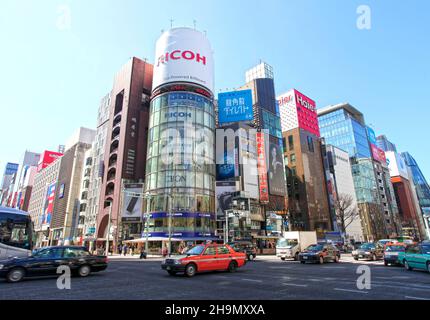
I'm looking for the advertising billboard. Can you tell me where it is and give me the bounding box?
[216,150,236,180]
[386,151,409,179]
[215,181,237,219]
[121,183,144,222]
[218,89,253,124]
[256,132,269,203]
[242,157,259,200]
[42,183,56,228]
[371,144,386,164]
[366,126,377,145]
[268,137,286,196]
[152,27,214,93]
[37,150,63,172]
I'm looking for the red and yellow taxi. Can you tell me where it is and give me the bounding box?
[161,243,247,277]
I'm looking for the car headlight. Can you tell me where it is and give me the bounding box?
[365,252,371,255]
[352,250,357,255]
[0,264,4,270]
[174,260,182,265]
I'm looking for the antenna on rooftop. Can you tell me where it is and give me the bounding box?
[193,20,197,29]
[170,18,174,28]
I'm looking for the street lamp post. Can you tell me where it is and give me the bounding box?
[167,194,173,256]
[143,192,151,256]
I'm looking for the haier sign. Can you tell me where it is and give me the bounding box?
[218,89,253,124]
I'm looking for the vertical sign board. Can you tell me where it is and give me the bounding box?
[267,137,286,196]
[42,183,56,230]
[256,132,269,203]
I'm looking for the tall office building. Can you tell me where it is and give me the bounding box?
[240,62,286,216]
[278,89,331,238]
[11,151,41,210]
[402,152,430,238]
[96,57,153,251]
[376,135,397,153]
[144,28,216,249]
[79,93,111,249]
[50,128,95,245]
[28,156,62,247]
[322,144,363,241]
[0,162,19,206]
[215,61,286,244]
[318,103,393,240]
[386,151,426,240]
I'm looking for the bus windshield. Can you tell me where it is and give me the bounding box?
[0,209,33,258]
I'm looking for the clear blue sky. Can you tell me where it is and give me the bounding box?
[1,0,429,181]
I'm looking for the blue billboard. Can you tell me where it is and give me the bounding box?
[366,126,377,145]
[218,89,253,124]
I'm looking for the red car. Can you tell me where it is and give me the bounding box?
[161,243,247,277]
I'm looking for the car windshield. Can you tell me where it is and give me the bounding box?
[385,245,405,252]
[306,244,323,252]
[422,245,430,254]
[360,243,375,250]
[276,239,298,247]
[185,245,205,256]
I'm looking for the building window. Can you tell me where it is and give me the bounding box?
[288,135,294,151]
[307,136,314,152]
[290,154,296,164]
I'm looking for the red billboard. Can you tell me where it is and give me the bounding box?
[371,144,387,164]
[294,89,320,138]
[37,150,63,172]
[256,132,269,203]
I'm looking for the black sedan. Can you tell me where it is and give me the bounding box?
[0,246,108,283]
[298,244,340,264]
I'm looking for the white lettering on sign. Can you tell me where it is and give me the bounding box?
[296,94,315,111]
[223,96,250,116]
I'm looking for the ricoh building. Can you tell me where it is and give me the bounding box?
[144,28,217,248]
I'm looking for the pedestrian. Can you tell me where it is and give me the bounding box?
[178,242,185,254]
[123,244,128,256]
[130,245,134,256]
[118,244,122,255]
[140,246,147,259]
[162,245,168,257]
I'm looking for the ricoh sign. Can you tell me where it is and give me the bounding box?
[152,27,214,93]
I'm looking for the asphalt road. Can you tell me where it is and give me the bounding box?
[1,255,430,300]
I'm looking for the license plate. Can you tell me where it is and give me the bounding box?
[359,255,363,258]
[303,256,308,260]
[166,266,171,270]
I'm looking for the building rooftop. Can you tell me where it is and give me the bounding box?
[317,102,365,125]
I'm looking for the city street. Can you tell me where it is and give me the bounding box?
[1,255,429,300]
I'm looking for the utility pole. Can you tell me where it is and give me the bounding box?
[167,193,173,256]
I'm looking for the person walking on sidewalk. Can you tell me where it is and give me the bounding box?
[139,246,147,259]
[123,244,128,256]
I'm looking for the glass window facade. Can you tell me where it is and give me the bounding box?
[145,91,216,237]
[351,159,379,203]
[319,108,377,205]
[318,109,371,159]
[261,109,282,139]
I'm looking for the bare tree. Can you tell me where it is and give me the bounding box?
[334,194,359,235]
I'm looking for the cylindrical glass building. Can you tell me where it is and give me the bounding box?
[144,28,216,243]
